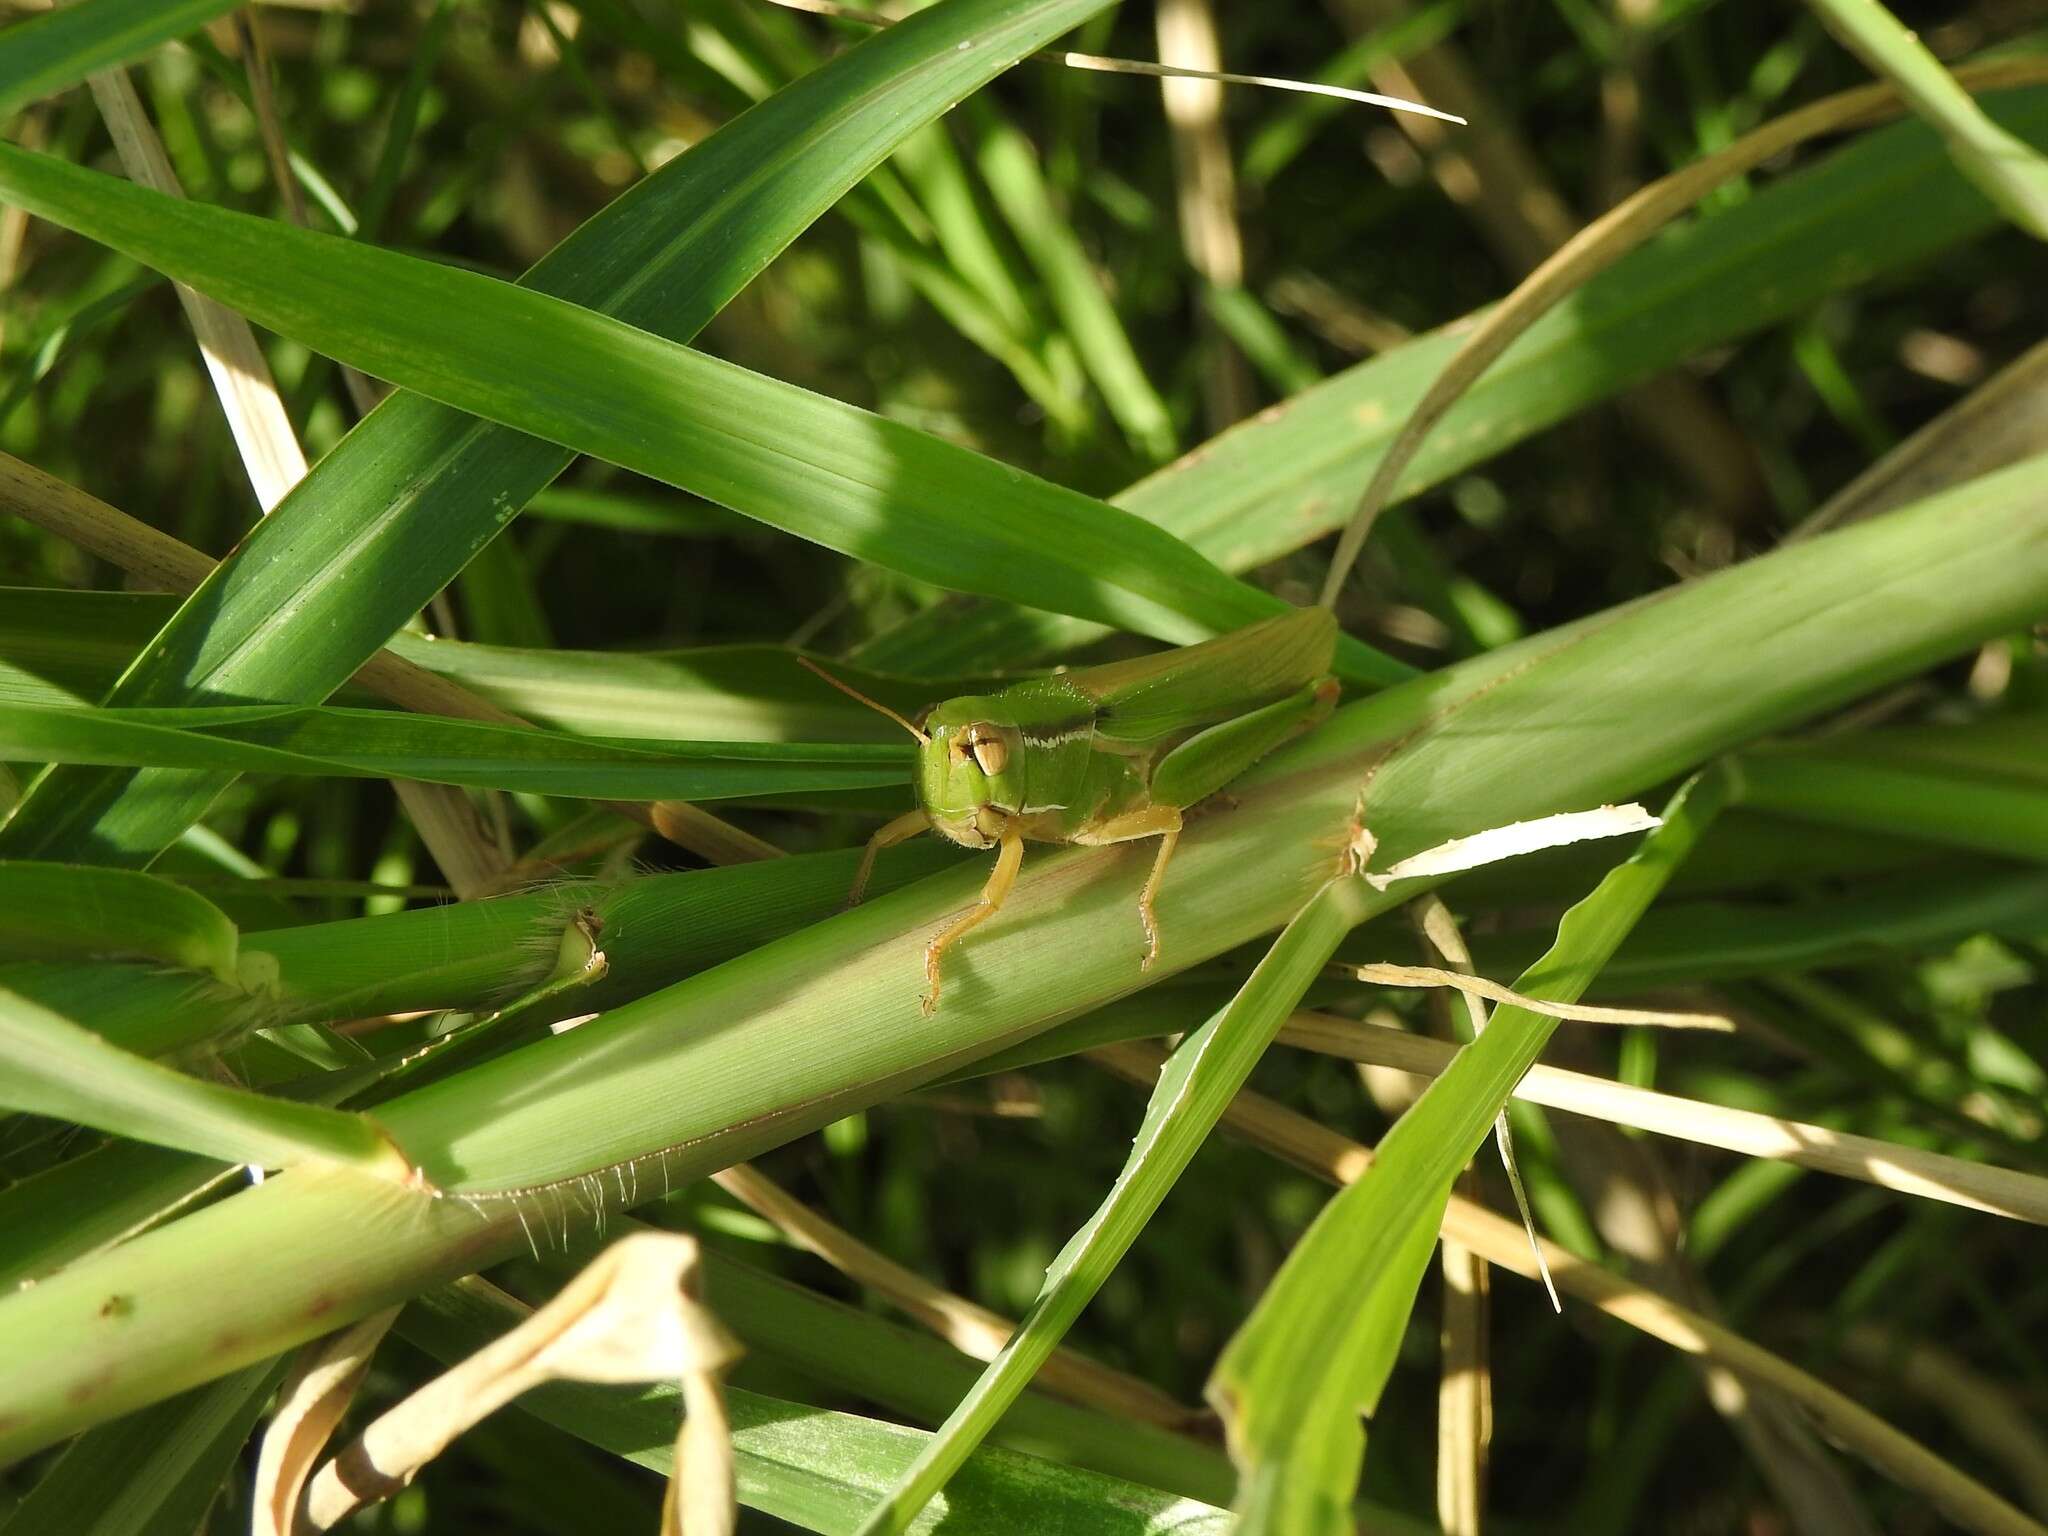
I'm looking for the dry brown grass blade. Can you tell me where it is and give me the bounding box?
[710,1162,1198,1429]
[1413,904,1495,1531]
[1412,896,1557,1310]
[1267,270,1413,356]
[252,1306,402,1536]
[0,452,778,866]
[1089,1041,2048,1536]
[1279,1010,2048,1225]
[1554,1121,1880,1533]
[1154,0,1253,431]
[301,1235,741,1534]
[1319,54,2048,607]
[1790,334,2048,541]
[1437,1176,1490,1535]
[84,67,304,511]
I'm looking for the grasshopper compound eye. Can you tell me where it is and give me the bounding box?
[967,728,1008,776]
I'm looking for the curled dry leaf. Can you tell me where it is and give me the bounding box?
[252,1307,403,1536]
[293,1233,742,1535]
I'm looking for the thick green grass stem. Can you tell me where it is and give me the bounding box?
[0,458,2043,1458]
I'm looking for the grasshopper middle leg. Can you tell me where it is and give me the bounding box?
[1072,804,1184,970]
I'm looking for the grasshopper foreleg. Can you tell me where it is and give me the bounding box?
[850,808,931,906]
[922,825,1024,1015]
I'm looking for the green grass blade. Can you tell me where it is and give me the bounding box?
[857,882,1365,1534]
[0,860,237,983]
[0,1140,234,1289]
[404,1280,1239,1536]
[571,0,1089,423]
[0,701,907,799]
[1208,769,1732,1528]
[0,585,970,740]
[1,456,2043,1457]
[1466,867,2048,993]
[968,101,1178,462]
[0,0,241,121]
[889,123,1041,350]
[0,1362,284,1536]
[1736,745,2048,861]
[4,842,960,1065]
[0,987,405,1177]
[0,146,1392,678]
[0,0,1128,867]
[854,87,2048,674]
[1807,0,2048,237]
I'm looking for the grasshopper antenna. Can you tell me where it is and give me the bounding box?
[796,654,929,745]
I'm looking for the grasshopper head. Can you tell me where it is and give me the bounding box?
[917,699,1025,849]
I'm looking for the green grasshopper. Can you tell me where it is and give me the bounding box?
[804,606,1339,1012]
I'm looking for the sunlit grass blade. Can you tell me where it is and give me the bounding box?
[1209,769,1732,1527]
[2,456,2044,1457]
[0,988,408,1178]
[0,144,1398,690]
[1806,0,2048,237]
[1240,0,1465,185]
[0,700,907,800]
[856,881,1366,1535]
[0,860,237,983]
[0,0,241,121]
[0,0,1128,868]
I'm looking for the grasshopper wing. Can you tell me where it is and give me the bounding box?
[1068,606,1337,749]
